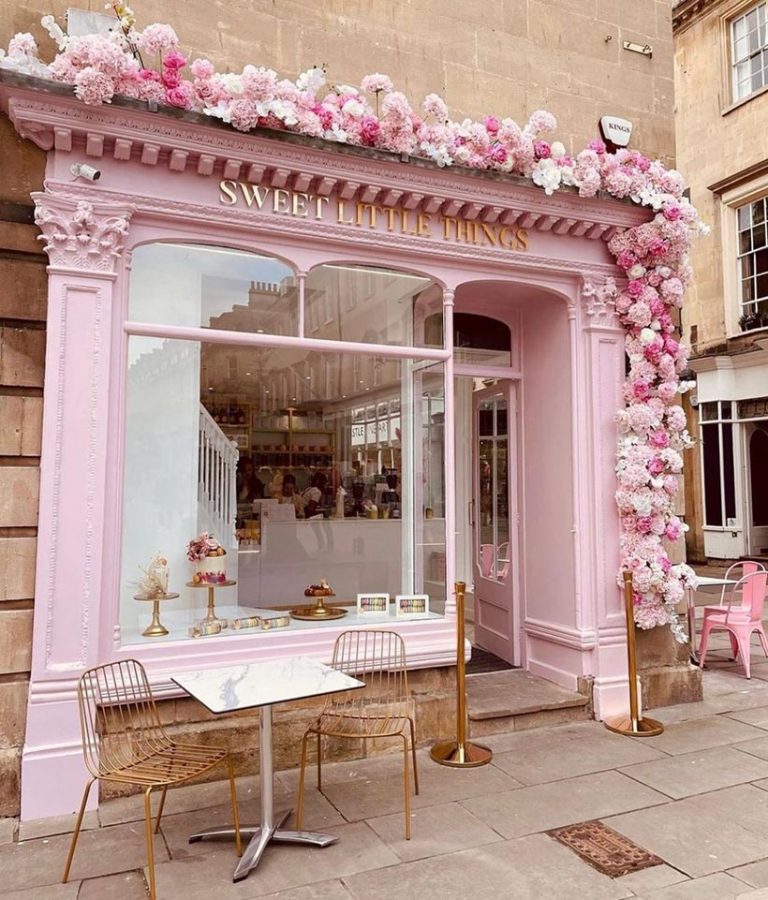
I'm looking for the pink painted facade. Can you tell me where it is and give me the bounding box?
[0,76,651,821]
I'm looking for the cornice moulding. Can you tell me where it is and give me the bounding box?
[0,71,650,243]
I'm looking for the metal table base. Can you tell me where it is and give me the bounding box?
[189,703,338,882]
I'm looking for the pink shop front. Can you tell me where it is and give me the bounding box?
[2,77,653,821]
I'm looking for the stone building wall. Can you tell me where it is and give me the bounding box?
[0,0,677,816]
[674,0,768,561]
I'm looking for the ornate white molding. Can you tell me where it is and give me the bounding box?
[32,192,133,273]
[581,276,622,330]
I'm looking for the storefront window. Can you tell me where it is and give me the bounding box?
[129,243,299,335]
[120,247,447,645]
[424,312,512,366]
[305,264,440,346]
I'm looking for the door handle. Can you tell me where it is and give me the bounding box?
[468,499,475,527]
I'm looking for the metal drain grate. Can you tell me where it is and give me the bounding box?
[549,821,663,878]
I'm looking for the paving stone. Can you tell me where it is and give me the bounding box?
[257,883,354,900]
[729,858,768,888]
[631,716,767,756]
[78,869,148,899]
[728,708,768,730]
[488,721,667,785]
[365,800,502,862]
[343,832,631,900]
[3,884,80,899]
[154,822,398,898]
[605,784,768,877]
[18,809,99,841]
[613,863,688,894]
[460,770,668,839]
[0,820,167,892]
[632,872,755,899]
[99,775,257,827]
[736,890,768,899]
[279,750,522,822]
[619,746,768,799]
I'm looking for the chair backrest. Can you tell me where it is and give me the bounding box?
[728,571,768,622]
[721,561,766,607]
[77,659,170,778]
[497,542,510,580]
[328,630,410,723]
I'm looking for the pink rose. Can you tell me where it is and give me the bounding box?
[649,431,670,449]
[632,380,651,400]
[534,140,551,159]
[647,457,665,476]
[490,144,508,164]
[165,85,192,108]
[665,520,682,541]
[637,516,653,534]
[163,50,187,70]
[663,204,681,221]
[627,279,645,297]
[484,115,500,134]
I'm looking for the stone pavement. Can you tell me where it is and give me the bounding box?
[9,636,768,898]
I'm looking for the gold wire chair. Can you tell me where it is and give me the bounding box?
[295,630,419,839]
[62,659,241,900]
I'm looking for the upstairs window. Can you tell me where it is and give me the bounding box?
[732,3,768,101]
[737,196,768,331]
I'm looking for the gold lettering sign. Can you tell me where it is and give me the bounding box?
[219,180,529,250]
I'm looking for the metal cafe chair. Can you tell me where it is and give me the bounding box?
[699,571,768,679]
[295,630,419,839]
[62,659,242,900]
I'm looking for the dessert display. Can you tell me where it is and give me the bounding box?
[187,532,228,584]
[290,578,347,621]
[133,554,179,637]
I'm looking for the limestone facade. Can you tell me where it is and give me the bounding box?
[674,0,768,562]
[0,1,677,817]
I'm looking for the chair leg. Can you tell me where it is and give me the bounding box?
[295,731,311,831]
[699,622,712,669]
[737,630,753,679]
[729,632,739,662]
[143,788,157,900]
[62,777,95,883]
[153,785,168,834]
[408,718,419,796]
[226,757,242,857]
[316,731,322,793]
[758,626,768,658]
[401,733,412,841]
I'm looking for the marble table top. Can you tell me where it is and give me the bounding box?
[171,657,364,714]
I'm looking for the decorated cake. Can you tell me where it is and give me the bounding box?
[187,532,227,584]
[304,578,334,598]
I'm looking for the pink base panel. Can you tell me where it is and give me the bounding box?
[0,80,651,820]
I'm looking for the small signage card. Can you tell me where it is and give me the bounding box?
[357,593,390,616]
[395,594,429,617]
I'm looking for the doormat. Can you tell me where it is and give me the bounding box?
[466,647,516,675]
[548,821,663,877]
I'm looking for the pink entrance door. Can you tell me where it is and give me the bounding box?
[472,382,517,663]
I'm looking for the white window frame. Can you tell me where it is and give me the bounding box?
[731,2,768,102]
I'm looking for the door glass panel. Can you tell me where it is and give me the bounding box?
[476,392,509,583]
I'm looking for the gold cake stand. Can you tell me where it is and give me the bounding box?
[186,579,237,625]
[134,591,179,638]
[290,592,347,621]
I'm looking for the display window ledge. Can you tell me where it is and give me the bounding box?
[115,613,460,700]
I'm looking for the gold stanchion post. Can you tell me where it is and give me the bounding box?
[604,571,664,737]
[431,581,493,767]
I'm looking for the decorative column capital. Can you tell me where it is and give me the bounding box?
[32,192,133,274]
[442,288,455,306]
[581,275,621,330]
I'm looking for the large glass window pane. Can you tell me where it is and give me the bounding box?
[722,424,737,522]
[304,264,439,346]
[424,312,512,366]
[702,422,723,526]
[129,244,298,335]
[119,337,446,644]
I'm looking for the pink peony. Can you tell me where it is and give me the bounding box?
[190,58,215,80]
[163,50,187,70]
[484,115,500,134]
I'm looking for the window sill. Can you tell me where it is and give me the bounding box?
[722,83,768,116]
[728,324,768,339]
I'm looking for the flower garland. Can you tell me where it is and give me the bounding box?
[1,9,706,639]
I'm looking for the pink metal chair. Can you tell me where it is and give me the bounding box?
[699,571,768,679]
[702,562,766,660]
[496,542,510,580]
